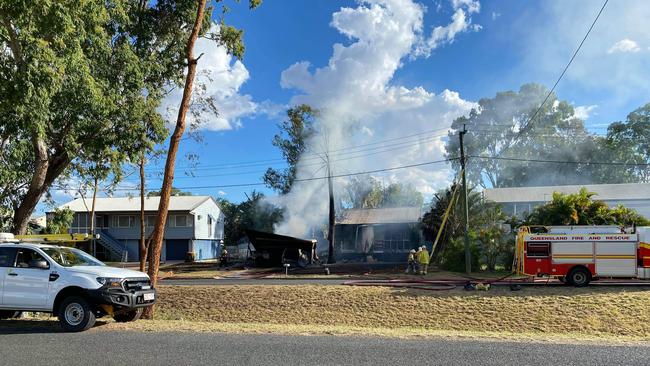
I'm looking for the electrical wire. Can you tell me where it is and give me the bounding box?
[64,157,460,191]
[496,0,609,158]
[146,127,453,171]
[471,155,649,167]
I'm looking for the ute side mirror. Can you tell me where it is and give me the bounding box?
[29,260,49,270]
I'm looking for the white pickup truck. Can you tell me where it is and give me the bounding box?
[0,234,156,332]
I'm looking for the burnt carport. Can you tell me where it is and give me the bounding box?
[245,229,317,267]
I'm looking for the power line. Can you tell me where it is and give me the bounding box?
[496,0,609,158]
[145,131,451,176]
[146,127,453,171]
[472,129,608,138]
[471,155,649,167]
[79,157,460,191]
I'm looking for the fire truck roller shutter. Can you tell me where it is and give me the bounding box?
[595,241,637,277]
[551,242,594,264]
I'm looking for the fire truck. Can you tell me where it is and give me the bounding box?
[514,225,650,286]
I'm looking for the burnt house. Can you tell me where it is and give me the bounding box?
[335,207,424,261]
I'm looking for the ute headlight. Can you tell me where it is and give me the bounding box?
[96,277,123,288]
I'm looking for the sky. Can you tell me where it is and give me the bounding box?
[47,0,650,212]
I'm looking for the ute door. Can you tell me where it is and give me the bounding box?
[0,247,18,306]
[2,248,51,309]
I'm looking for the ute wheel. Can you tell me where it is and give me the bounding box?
[113,308,143,323]
[58,296,96,332]
[567,267,591,287]
[0,310,21,319]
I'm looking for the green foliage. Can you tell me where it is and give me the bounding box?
[438,236,480,272]
[422,185,514,272]
[0,206,12,232]
[474,205,513,271]
[343,175,424,209]
[605,102,650,182]
[46,207,74,234]
[446,83,642,188]
[421,185,483,255]
[263,105,317,194]
[147,187,193,197]
[524,188,650,226]
[218,191,283,244]
[0,0,259,232]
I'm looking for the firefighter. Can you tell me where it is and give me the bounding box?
[405,249,417,274]
[219,244,229,268]
[418,245,430,275]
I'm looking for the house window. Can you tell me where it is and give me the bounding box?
[146,216,157,227]
[175,215,188,227]
[116,215,134,228]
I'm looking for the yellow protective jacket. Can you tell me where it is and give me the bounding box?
[418,250,430,264]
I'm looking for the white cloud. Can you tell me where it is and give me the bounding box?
[275,0,477,236]
[452,0,480,14]
[519,1,650,105]
[574,104,598,120]
[607,38,641,54]
[415,0,482,56]
[159,24,257,131]
[492,11,501,20]
[218,190,227,196]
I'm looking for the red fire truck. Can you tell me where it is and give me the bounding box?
[514,226,650,286]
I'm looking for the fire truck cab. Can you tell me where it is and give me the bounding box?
[514,226,650,286]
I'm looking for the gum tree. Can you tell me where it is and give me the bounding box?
[144,0,261,318]
[0,1,201,234]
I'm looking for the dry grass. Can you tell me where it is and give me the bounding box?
[7,284,650,343]
[136,285,650,341]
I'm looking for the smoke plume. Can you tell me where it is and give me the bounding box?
[272,0,479,237]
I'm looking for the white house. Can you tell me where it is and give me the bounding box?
[483,183,650,218]
[52,196,225,262]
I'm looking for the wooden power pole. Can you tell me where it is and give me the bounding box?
[459,124,471,273]
[327,159,336,264]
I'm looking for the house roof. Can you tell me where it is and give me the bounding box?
[57,196,213,213]
[337,207,422,225]
[483,183,650,203]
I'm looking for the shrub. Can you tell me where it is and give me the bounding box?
[438,236,480,272]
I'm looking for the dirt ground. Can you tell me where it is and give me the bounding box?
[136,285,650,341]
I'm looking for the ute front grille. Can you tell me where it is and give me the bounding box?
[123,277,151,292]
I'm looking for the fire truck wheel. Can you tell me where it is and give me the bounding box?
[567,267,591,287]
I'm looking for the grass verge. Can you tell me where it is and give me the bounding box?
[7,284,650,344]
[127,285,650,342]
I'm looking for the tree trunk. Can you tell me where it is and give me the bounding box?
[12,138,69,234]
[143,0,207,319]
[139,155,148,272]
[327,161,336,264]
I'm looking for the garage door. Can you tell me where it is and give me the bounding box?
[166,239,189,261]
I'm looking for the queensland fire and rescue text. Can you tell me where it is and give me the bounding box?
[514,226,650,287]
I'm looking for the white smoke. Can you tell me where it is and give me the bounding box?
[273,0,478,237]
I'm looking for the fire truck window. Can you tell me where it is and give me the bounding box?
[526,242,550,257]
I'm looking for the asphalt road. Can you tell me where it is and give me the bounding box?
[0,328,647,366]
